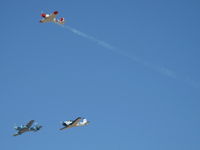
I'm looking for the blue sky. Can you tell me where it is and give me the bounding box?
[1,0,200,149]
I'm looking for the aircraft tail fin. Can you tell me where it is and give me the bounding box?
[58,18,65,24]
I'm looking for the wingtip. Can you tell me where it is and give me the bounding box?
[53,11,59,15]
[13,134,18,136]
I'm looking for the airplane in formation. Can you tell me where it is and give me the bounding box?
[12,117,89,136]
[13,120,42,136]
[60,117,90,130]
[39,11,65,24]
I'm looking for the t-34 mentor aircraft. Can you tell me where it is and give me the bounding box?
[13,120,42,136]
[60,117,90,130]
[39,11,65,24]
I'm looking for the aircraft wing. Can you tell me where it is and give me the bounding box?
[71,117,82,126]
[60,126,67,130]
[60,125,74,130]
[13,133,20,136]
[49,12,57,19]
[26,120,35,128]
[40,18,49,23]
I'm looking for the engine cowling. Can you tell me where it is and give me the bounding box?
[41,13,46,18]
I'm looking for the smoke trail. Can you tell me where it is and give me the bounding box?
[59,25,115,50]
[57,24,198,88]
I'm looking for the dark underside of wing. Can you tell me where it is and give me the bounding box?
[26,120,35,128]
[60,126,68,130]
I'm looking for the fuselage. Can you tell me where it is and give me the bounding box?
[18,127,30,134]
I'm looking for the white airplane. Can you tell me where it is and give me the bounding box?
[13,120,42,136]
[39,11,65,24]
[60,117,90,130]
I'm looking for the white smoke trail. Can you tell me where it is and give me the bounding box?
[57,24,198,88]
[59,25,115,50]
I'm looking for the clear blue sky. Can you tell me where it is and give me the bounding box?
[1,0,200,149]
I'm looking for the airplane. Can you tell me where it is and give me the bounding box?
[60,117,90,130]
[39,11,65,24]
[13,120,42,136]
